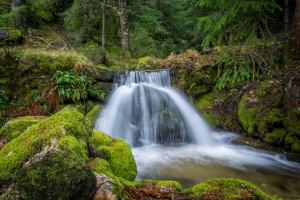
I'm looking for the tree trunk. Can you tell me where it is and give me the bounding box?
[118,0,131,53]
[11,0,26,28]
[82,0,90,41]
[102,3,106,51]
[291,0,300,57]
[283,0,290,68]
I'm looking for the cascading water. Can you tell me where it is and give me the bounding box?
[95,70,213,147]
[95,70,300,199]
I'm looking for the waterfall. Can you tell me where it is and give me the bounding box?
[95,69,300,175]
[95,70,213,147]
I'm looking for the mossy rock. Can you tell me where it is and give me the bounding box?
[0,107,92,181]
[3,29,24,45]
[267,108,285,125]
[108,138,137,181]
[93,66,115,82]
[88,130,137,181]
[134,179,182,192]
[263,128,287,145]
[237,93,259,137]
[184,178,277,199]
[90,157,132,199]
[89,130,112,147]
[86,100,98,114]
[7,152,96,200]
[85,104,103,122]
[90,158,113,175]
[88,89,109,102]
[57,136,89,162]
[0,116,46,142]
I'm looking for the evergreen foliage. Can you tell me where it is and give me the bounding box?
[197,0,281,89]
[198,0,281,47]
[130,0,199,57]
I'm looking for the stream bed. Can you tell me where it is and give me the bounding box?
[133,141,300,200]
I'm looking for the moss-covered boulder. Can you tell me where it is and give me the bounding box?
[237,93,259,137]
[184,178,278,199]
[88,130,137,181]
[0,107,92,181]
[93,66,115,82]
[0,116,46,142]
[6,152,96,200]
[3,29,24,45]
[85,104,103,122]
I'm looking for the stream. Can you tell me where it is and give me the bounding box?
[95,70,300,199]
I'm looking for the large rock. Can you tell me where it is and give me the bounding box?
[184,178,275,199]
[88,130,137,181]
[0,107,92,182]
[0,116,46,142]
[6,152,96,200]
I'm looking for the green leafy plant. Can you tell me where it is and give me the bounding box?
[0,90,14,106]
[51,71,77,101]
[99,92,106,101]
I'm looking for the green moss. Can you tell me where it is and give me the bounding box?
[0,107,91,181]
[237,93,259,136]
[291,142,300,152]
[197,90,216,110]
[154,181,182,192]
[57,136,89,163]
[184,178,277,199]
[91,158,113,174]
[88,130,137,181]
[255,80,273,98]
[5,29,23,44]
[86,100,98,113]
[197,89,218,125]
[36,9,53,22]
[40,54,75,74]
[96,145,111,160]
[284,135,299,151]
[267,108,284,124]
[89,130,112,146]
[65,102,85,115]
[0,116,46,141]
[10,152,96,200]
[90,158,131,199]
[263,129,287,145]
[133,179,182,192]
[85,104,103,122]
[108,138,137,181]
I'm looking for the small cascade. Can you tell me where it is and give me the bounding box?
[95,70,213,147]
[95,69,300,199]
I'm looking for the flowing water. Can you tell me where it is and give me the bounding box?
[95,70,300,199]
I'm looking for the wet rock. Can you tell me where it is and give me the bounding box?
[93,174,116,200]
[234,137,276,152]
[93,66,115,82]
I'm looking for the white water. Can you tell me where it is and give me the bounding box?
[95,70,300,199]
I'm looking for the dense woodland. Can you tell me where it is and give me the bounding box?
[0,0,299,129]
[1,1,300,199]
